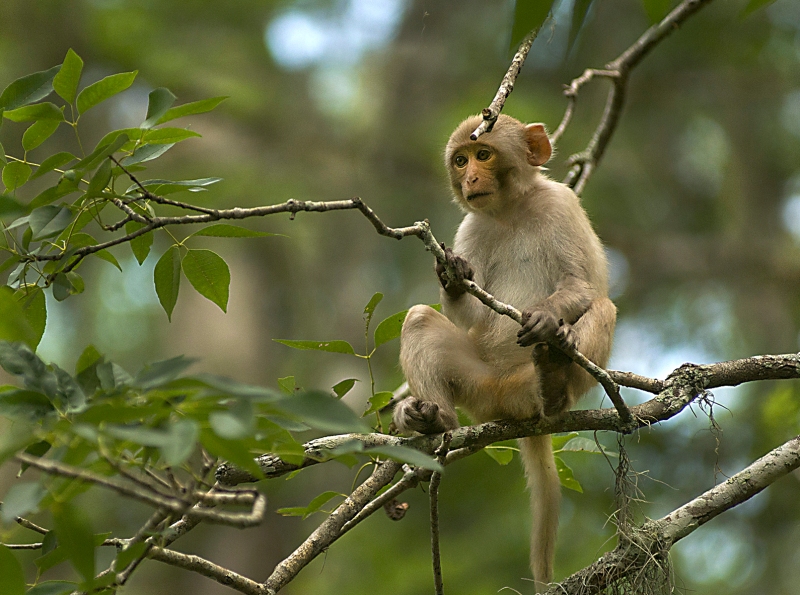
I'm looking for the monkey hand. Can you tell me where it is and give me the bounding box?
[394,397,453,434]
[435,245,474,298]
[517,309,560,347]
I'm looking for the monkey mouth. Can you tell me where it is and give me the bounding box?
[466,192,491,201]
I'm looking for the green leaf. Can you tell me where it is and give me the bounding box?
[332,378,358,399]
[154,246,182,320]
[277,491,344,519]
[133,355,196,389]
[65,233,121,271]
[22,119,61,152]
[0,482,45,523]
[30,206,72,240]
[155,96,228,124]
[510,0,554,51]
[276,390,368,433]
[31,152,76,180]
[363,292,383,330]
[0,389,53,420]
[28,178,79,209]
[3,102,64,122]
[554,455,582,492]
[19,440,51,474]
[14,287,46,350]
[125,221,153,265]
[484,445,516,465]
[568,0,594,51]
[273,339,355,355]
[52,503,95,581]
[741,0,777,16]
[0,194,25,218]
[210,400,255,440]
[191,223,277,238]
[0,544,25,595]
[0,65,60,111]
[161,419,199,466]
[558,437,617,457]
[25,580,77,595]
[373,309,408,348]
[182,249,230,312]
[0,289,38,347]
[550,432,580,451]
[85,157,112,197]
[75,345,102,375]
[3,162,31,192]
[74,131,129,172]
[126,177,222,196]
[120,142,175,166]
[76,71,137,114]
[141,87,176,129]
[277,376,296,395]
[142,127,200,144]
[363,391,392,415]
[53,49,84,104]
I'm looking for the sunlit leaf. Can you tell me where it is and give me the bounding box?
[76,71,137,114]
[0,65,60,111]
[484,445,516,465]
[53,49,84,104]
[127,177,222,196]
[0,289,38,347]
[182,249,230,312]
[277,376,296,395]
[14,287,46,349]
[154,246,182,320]
[273,339,355,355]
[363,292,383,330]
[155,96,228,124]
[551,432,580,450]
[141,87,176,129]
[74,131,129,172]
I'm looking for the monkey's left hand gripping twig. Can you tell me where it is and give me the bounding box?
[414,220,634,427]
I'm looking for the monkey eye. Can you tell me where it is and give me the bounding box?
[454,155,468,167]
[476,149,491,161]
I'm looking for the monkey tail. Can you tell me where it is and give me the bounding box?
[519,434,560,593]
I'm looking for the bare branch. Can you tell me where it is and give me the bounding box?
[430,433,451,595]
[561,0,714,192]
[548,434,800,594]
[471,28,540,141]
[262,460,401,594]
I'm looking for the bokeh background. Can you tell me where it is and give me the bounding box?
[2,0,800,593]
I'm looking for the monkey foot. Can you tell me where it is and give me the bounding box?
[394,397,452,434]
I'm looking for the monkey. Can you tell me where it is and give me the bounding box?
[394,114,616,592]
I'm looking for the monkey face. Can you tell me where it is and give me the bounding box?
[448,144,502,210]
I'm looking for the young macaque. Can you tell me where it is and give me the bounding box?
[395,114,616,591]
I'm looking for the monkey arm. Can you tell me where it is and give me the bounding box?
[535,274,594,325]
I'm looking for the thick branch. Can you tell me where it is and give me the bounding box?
[262,460,401,594]
[549,434,800,594]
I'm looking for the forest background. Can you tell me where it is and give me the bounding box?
[1,0,800,594]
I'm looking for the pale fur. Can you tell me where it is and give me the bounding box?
[397,114,616,591]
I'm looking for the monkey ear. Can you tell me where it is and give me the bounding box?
[524,123,552,166]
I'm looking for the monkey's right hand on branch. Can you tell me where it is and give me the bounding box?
[435,244,474,298]
[394,397,453,434]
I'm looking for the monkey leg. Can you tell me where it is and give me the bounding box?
[397,304,493,434]
[532,343,572,418]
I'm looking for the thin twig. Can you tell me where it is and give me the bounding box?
[471,28,541,140]
[429,433,452,595]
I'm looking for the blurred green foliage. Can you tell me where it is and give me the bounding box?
[0,0,799,594]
